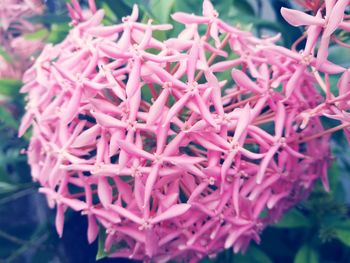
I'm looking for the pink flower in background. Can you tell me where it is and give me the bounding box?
[293,0,323,13]
[0,0,43,30]
[19,0,350,262]
[0,0,44,79]
[281,0,350,66]
[0,55,21,79]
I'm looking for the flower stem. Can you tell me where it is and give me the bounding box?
[296,122,350,143]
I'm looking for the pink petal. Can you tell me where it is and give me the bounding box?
[92,111,126,128]
[256,145,279,184]
[224,224,252,249]
[144,164,160,208]
[203,0,215,17]
[275,101,286,138]
[61,198,88,211]
[323,0,349,37]
[239,147,265,160]
[109,204,143,225]
[233,104,251,142]
[338,69,350,95]
[164,155,205,165]
[316,59,345,74]
[98,177,113,207]
[115,227,145,243]
[211,59,242,72]
[88,25,124,36]
[139,20,153,49]
[232,69,263,94]
[87,215,99,243]
[171,12,210,24]
[163,92,191,125]
[187,38,200,83]
[61,86,82,124]
[117,140,154,160]
[130,4,139,21]
[194,91,217,127]
[151,204,191,224]
[285,65,304,99]
[55,205,65,237]
[147,89,169,125]
[126,58,141,98]
[71,125,100,148]
[221,151,236,189]
[103,68,126,100]
[280,7,324,27]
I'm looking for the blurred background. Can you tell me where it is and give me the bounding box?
[0,0,350,262]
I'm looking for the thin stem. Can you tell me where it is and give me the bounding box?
[296,122,350,143]
[5,232,48,263]
[195,34,231,82]
[292,33,307,52]
[224,95,260,112]
[148,83,158,99]
[0,187,35,206]
[332,35,350,48]
[312,67,331,97]
[222,90,244,101]
[0,229,28,245]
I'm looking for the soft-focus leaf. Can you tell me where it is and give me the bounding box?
[328,161,340,193]
[102,0,134,20]
[28,14,70,24]
[273,209,311,228]
[294,244,319,263]
[0,46,12,62]
[0,106,19,129]
[234,245,273,263]
[150,0,175,23]
[0,182,18,194]
[334,220,350,247]
[232,0,255,15]
[0,79,22,96]
[101,2,118,23]
[23,28,49,40]
[47,23,70,44]
[175,0,202,14]
[96,228,107,260]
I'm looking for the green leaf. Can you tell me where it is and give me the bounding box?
[103,0,133,20]
[28,14,70,24]
[101,2,118,23]
[150,0,175,23]
[175,0,202,14]
[47,23,70,44]
[294,244,319,263]
[95,227,130,260]
[232,0,255,15]
[96,228,107,260]
[234,245,273,263]
[334,220,350,247]
[0,79,22,96]
[0,182,18,194]
[0,46,12,62]
[273,209,311,228]
[328,161,339,193]
[23,28,49,40]
[0,106,19,129]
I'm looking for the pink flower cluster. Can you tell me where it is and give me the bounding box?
[19,0,349,262]
[0,0,44,79]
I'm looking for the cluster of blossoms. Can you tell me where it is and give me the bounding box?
[19,0,349,262]
[0,0,44,79]
[293,0,324,13]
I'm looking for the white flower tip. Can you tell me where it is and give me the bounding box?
[267,201,274,209]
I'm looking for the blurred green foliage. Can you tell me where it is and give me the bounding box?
[0,0,349,262]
